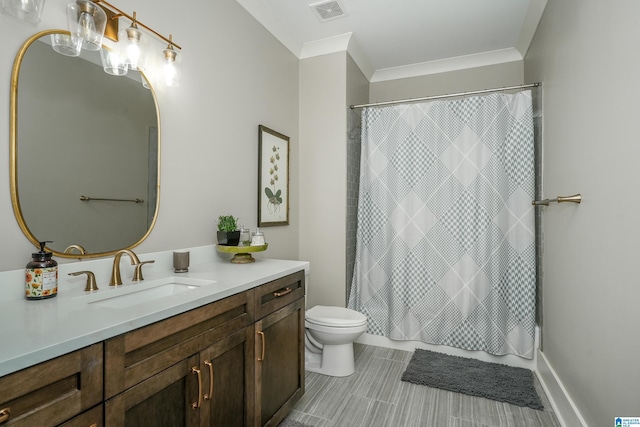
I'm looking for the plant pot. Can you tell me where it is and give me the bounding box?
[217,230,240,246]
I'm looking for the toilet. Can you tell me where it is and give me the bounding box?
[304,305,367,377]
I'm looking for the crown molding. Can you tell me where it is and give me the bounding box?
[370,48,523,83]
[299,32,351,59]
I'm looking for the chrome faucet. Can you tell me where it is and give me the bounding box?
[109,249,141,286]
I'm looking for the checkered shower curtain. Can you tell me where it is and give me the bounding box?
[348,91,536,358]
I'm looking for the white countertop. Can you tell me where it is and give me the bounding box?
[0,245,309,377]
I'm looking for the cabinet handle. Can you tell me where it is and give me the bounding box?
[0,408,10,423]
[257,331,266,361]
[204,360,213,401]
[191,367,203,409]
[273,287,292,297]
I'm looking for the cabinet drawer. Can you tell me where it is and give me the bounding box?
[105,289,253,399]
[254,270,305,320]
[0,344,103,427]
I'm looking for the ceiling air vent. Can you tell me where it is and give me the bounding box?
[310,0,347,22]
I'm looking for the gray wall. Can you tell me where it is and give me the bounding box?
[525,1,640,425]
[299,52,348,308]
[299,51,368,309]
[0,0,300,270]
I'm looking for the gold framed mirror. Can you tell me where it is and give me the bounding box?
[10,30,161,258]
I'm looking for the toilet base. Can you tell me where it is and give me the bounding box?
[304,343,356,377]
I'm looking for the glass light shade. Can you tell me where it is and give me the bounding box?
[66,0,106,51]
[100,47,128,76]
[50,33,82,57]
[162,47,182,87]
[118,25,149,71]
[1,0,46,24]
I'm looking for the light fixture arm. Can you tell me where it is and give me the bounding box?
[94,0,182,50]
[130,11,138,29]
[165,34,177,53]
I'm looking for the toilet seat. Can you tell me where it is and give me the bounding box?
[306,305,367,328]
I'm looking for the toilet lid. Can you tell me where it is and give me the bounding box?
[306,305,367,327]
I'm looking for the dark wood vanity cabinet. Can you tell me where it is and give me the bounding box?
[103,269,305,427]
[0,270,305,427]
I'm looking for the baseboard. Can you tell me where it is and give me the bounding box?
[535,350,589,427]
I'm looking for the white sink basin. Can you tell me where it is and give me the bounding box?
[85,277,217,309]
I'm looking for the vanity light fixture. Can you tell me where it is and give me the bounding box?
[99,46,128,76]
[162,35,182,87]
[61,0,183,86]
[1,0,46,24]
[50,32,82,57]
[118,11,148,71]
[66,0,106,51]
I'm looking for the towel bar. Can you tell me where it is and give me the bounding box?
[532,194,581,206]
[80,195,144,203]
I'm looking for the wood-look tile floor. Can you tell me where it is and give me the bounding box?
[285,343,561,427]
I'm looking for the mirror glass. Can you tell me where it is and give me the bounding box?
[10,30,160,258]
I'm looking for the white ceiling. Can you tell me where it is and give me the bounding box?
[236,0,547,82]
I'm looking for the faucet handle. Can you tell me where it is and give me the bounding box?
[68,271,99,292]
[132,260,155,282]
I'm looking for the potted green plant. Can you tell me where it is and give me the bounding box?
[217,215,240,246]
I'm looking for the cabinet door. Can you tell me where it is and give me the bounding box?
[199,327,254,427]
[254,298,304,427]
[105,354,200,427]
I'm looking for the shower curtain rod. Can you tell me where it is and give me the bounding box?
[349,82,541,110]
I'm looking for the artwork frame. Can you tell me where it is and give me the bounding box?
[258,125,290,226]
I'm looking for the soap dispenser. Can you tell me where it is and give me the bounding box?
[26,241,58,300]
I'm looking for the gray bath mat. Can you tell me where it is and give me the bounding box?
[401,349,543,410]
[278,420,313,427]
